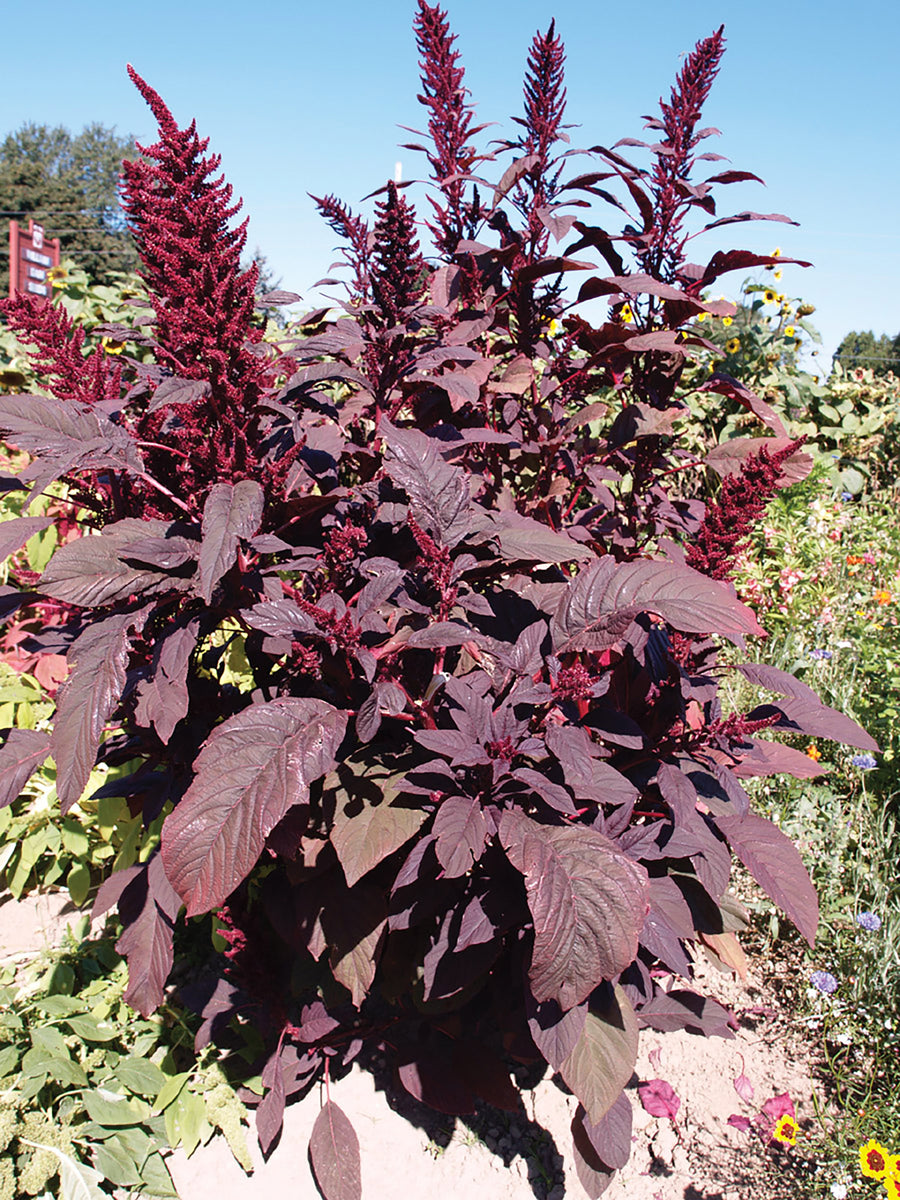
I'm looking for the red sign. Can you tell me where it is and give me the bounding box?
[8,218,61,299]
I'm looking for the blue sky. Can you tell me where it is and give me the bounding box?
[3,0,897,368]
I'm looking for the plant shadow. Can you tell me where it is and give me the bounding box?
[355,1047,566,1200]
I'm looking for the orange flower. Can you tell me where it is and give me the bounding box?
[773,1114,799,1145]
[847,555,866,566]
[875,590,892,605]
[806,744,822,762]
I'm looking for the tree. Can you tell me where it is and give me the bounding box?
[0,122,138,295]
[833,328,900,376]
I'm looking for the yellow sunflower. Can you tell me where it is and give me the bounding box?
[725,336,740,354]
[860,1140,891,1181]
[764,290,776,303]
[785,326,796,338]
[722,315,733,327]
[101,337,125,355]
[620,303,634,323]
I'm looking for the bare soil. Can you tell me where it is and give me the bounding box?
[0,892,822,1200]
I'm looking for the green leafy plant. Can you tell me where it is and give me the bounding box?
[0,920,254,1200]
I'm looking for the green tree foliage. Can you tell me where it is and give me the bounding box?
[0,122,138,295]
[832,328,900,376]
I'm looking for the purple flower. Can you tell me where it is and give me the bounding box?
[809,648,833,660]
[851,754,877,769]
[856,911,882,932]
[810,970,839,994]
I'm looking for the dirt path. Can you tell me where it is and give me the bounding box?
[1,893,819,1200]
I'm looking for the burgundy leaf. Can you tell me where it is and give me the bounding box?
[733,739,826,779]
[381,419,470,545]
[487,511,591,564]
[734,1073,754,1102]
[0,728,51,810]
[636,989,734,1037]
[406,621,482,649]
[505,620,548,675]
[91,863,141,921]
[52,610,147,813]
[501,812,648,1009]
[637,1078,680,1120]
[571,1128,616,1200]
[115,854,181,1016]
[579,272,699,304]
[526,996,587,1070]
[558,987,638,1126]
[146,375,211,413]
[433,795,489,877]
[698,249,811,289]
[716,810,818,945]
[121,534,197,570]
[551,557,763,653]
[575,1092,633,1170]
[511,766,578,816]
[515,255,594,285]
[727,1114,752,1132]
[39,518,192,608]
[198,480,264,602]
[257,1049,286,1156]
[397,1055,475,1116]
[703,170,765,185]
[244,598,317,637]
[324,882,386,1007]
[748,696,877,752]
[257,289,302,307]
[162,698,348,915]
[701,210,798,233]
[695,373,786,436]
[134,619,199,744]
[330,768,426,886]
[761,1092,795,1121]
[0,392,144,477]
[491,153,540,208]
[734,662,823,706]
[0,515,53,563]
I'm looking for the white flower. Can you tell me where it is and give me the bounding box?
[830,1183,847,1199]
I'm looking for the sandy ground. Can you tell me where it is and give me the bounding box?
[1,891,817,1200]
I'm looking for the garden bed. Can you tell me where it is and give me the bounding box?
[0,891,820,1200]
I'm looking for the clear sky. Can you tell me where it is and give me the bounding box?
[3,0,898,369]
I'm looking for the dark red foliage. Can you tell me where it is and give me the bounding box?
[1,294,121,409]
[371,181,426,327]
[686,438,805,580]
[412,0,482,254]
[0,15,874,1195]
